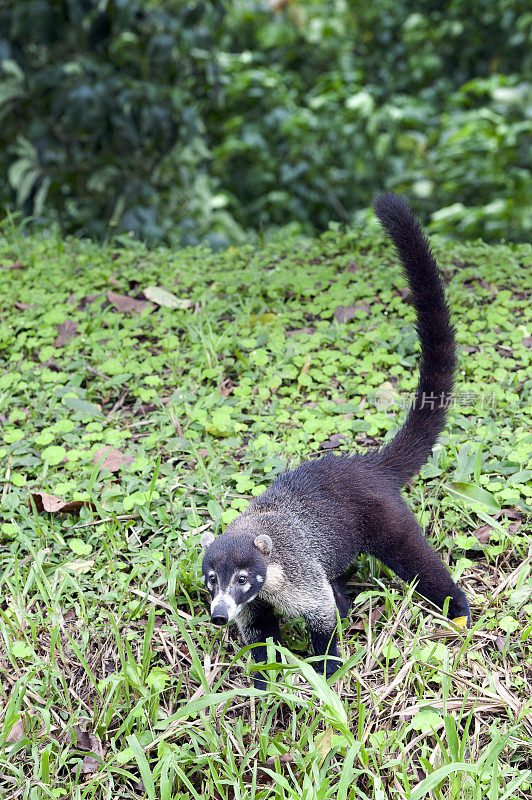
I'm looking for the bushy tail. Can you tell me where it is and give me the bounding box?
[371,193,456,486]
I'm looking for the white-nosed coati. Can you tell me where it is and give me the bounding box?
[201,193,471,689]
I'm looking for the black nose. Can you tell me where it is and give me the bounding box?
[211,613,228,626]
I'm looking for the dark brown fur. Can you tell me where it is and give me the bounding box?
[201,194,471,689]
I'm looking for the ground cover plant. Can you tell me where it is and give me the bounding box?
[1,0,530,245]
[0,218,531,797]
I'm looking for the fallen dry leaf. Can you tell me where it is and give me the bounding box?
[143,285,193,309]
[451,616,468,629]
[299,354,311,376]
[320,432,347,451]
[72,726,105,775]
[521,337,532,348]
[347,261,361,273]
[286,327,314,337]
[92,446,135,472]
[54,319,79,347]
[507,520,522,535]
[260,752,294,770]
[473,523,492,544]
[396,286,412,302]
[333,302,370,323]
[219,379,234,398]
[78,293,100,309]
[6,708,46,742]
[495,635,506,653]
[29,492,94,514]
[352,606,385,631]
[107,290,152,314]
[64,560,95,574]
[6,718,25,743]
[502,508,522,520]
[13,301,35,310]
[315,726,333,759]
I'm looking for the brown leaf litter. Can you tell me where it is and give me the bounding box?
[29,491,95,514]
[54,319,79,347]
[333,302,370,323]
[92,446,135,472]
[106,290,153,314]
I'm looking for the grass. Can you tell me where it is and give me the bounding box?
[0,214,531,799]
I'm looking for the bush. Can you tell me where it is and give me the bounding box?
[0,0,530,246]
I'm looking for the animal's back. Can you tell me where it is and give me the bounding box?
[244,453,400,578]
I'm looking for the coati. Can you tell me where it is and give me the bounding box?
[201,193,471,689]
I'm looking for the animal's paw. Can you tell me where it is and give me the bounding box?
[253,670,274,692]
[451,616,469,629]
[322,656,343,682]
[449,590,471,628]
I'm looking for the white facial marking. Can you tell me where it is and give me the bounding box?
[210,592,242,623]
[256,575,264,583]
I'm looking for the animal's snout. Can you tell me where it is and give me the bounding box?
[210,593,240,625]
[210,598,230,625]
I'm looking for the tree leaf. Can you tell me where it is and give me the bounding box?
[68,538,92,555]
[444,482,501,511]
[12,641,33,659]
[62,396,104,419]
[41,445,67,466]
[409,706,443,732]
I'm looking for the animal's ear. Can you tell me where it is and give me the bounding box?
[254,534,272,557]
[201,532,215,551]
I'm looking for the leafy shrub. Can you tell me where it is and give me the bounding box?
[0,0,530,246]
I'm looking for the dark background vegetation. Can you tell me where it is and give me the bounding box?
[0,0,530,247]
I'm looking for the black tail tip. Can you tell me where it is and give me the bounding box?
[373,192,415,229]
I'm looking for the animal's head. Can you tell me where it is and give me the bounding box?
[200,531,272,625]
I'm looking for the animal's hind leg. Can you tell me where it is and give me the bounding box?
[331,576,350,618]
[365,511,471,623]
[235,599,281,690]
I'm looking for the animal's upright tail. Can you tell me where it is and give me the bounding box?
[371,193,456,487]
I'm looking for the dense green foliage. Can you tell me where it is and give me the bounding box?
[0,0,530,247]
[0,223,531,795]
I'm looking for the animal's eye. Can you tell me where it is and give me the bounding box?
[208,575,216,585]
[237,575,247,585]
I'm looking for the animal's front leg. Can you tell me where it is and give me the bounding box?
[235,598,281,690]
[330,575,350,618]
[303,585,342,680]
